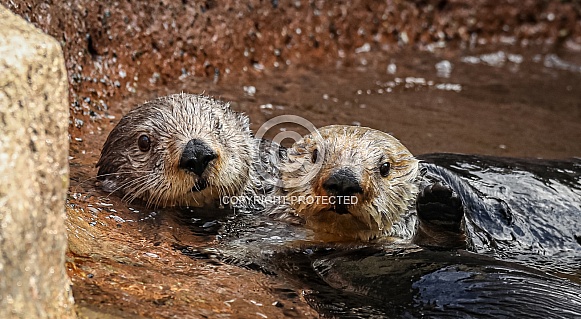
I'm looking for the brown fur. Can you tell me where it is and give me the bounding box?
[96,93,257,207]
[271,125,420,241]
[413,222,466,249]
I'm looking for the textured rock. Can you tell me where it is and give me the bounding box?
[3,0,581,135]
[0,6,76,319]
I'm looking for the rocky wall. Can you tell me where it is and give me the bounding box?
[2,0,581,132]
[0,6,76,319]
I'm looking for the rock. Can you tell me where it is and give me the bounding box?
[0,6,76,319]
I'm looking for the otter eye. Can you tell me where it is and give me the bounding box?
[137,135,151,152]
[380,162,391,177]
[311,148,319,163]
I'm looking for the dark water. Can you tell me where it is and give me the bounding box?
[270,246,581,318]
[68,46,581,318]
[420,154,581,280]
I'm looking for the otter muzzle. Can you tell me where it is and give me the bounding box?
[179,139,217,177]
[323,168,363,197]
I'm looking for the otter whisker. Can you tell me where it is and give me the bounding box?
[95,170,156,180]
[221,182,232,198]
[127,178,159,205]
[127,177,154,207]
[214,183,224,199]
[149,190,163,208]
[147,183,164,208]
[106,173,153,199]
[69,170,154,193]
[147,185,165,208]
[185,187,201,207]
[119,175,157,204]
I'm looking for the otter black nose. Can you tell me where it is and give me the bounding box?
[179,139,217,176]
[323,168,363,196]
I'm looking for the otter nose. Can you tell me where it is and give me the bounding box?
[179,139,217,176]
[323,168,363,196]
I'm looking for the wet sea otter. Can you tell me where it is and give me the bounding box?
[270,125,581,270]
[237,124,581,317]
[175,120,581,317]
[96,93,266,208]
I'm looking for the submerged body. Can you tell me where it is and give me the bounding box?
[419,153,581,273]
[267,244,581,318]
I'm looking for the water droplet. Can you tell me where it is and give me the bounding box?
[355,43,371,54]
[435,60,452,78]
[243,86,256,96]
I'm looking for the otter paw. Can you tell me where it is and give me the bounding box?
[416,182,464,232]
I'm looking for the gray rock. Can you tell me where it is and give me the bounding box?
[0,6,76,319]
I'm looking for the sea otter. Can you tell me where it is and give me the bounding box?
[96,93,265,208]
[270,125,581,270]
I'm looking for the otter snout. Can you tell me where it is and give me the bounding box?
[179,139,217,176]
[323,168,363,197]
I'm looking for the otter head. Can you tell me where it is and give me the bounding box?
[96,93,254,207]
[277,125,419,241]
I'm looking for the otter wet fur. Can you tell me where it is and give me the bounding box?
[270,125,421,241]
[96,93,258,208]
[271,124,581,273]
